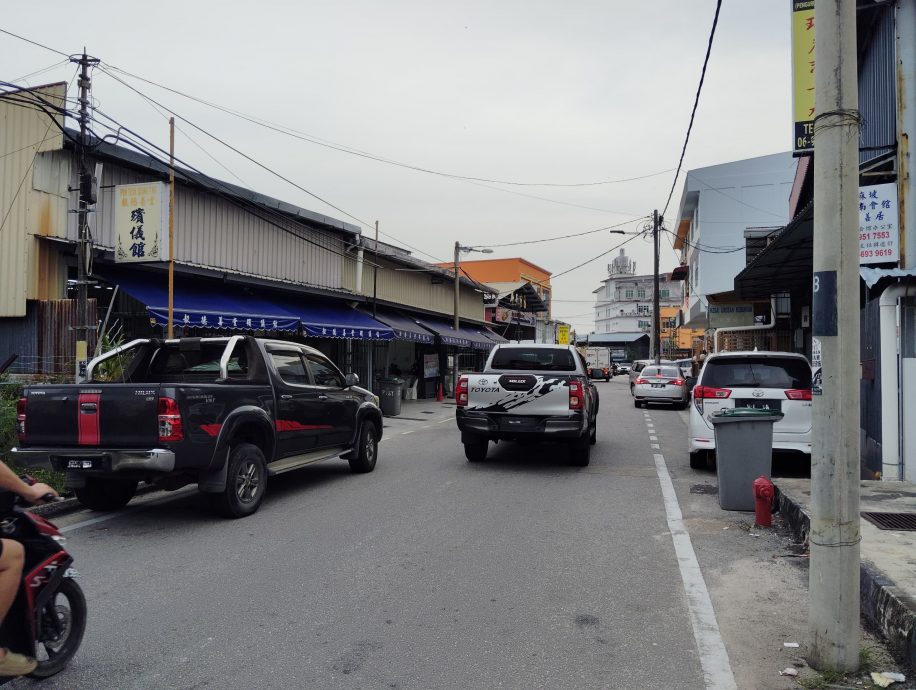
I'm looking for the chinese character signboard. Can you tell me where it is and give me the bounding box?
[791,0,816,155]
[859,183,899,265]
[557,324,570,345]
[114,183,169,263]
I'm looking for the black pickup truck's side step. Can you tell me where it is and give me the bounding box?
[267,447,348,475]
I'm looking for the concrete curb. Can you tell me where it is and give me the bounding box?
[775,485,916,668]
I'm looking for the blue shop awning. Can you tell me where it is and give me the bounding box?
[368,310,435,344]
[413,316,495,351]
[276,298,394,341]
[103,270,300,332]
[103,269,394,340]
[482,327,509,344]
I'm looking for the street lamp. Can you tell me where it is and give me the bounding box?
[454,242,493,332]
[453,242,493,395]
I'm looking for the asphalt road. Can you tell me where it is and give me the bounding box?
[13,378,813,690]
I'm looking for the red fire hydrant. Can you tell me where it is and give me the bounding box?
[753,475,775,527]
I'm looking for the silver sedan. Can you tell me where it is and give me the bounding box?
[632,365,689,409]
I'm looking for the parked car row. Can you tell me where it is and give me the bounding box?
[625,351,813,470]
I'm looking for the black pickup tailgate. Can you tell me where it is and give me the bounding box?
[23,384,160,448]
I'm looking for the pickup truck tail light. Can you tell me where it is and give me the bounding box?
[16,396,26,442]
[569,379,584,410]
[692,385,732,414]
[456,376,469,407]
[785,389,812,401]
[158,396,184,442]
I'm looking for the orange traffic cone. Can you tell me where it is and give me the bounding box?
[436,382,444,402]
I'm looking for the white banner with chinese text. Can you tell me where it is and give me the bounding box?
[114,182,169,263]
[859,183,899,265]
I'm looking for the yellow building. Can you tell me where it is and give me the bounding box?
[660,306,706,358]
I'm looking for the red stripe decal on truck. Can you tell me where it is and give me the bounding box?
[77,393,101,445]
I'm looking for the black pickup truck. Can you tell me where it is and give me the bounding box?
[11,336,383,518]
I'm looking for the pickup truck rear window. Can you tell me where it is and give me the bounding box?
[489,347,576,372]
[147,343,249,382]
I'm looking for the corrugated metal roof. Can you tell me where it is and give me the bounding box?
[63,128,361,237]
[587,332,650,344]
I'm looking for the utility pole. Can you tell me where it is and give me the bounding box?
[71,50,99,382]
[167,117,175,339]
[454,241,461,396]
[453,241,461,334]
[653,209,661,365]
[808,0,861,672]
[372,221,379,318]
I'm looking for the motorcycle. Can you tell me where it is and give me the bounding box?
[0,479,85,683]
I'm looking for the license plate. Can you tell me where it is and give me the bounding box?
[651,383,665,388]
[65,458,97,469]
[735,399,781,412]
[501,416,536,429]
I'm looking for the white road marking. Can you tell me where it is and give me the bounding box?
[650,435,658,441]
[651,443,660,449]
[653,452,736,690]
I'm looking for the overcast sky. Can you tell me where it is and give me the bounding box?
[2,1,794,333]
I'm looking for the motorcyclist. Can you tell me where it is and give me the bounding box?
[0,462,58,676]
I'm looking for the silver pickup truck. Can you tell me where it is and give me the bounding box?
[454,344,598,466]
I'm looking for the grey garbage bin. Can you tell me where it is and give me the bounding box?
[710,408,784,511]
[378,378,404,416]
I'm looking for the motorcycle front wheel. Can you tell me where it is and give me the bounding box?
[29,577,87,678]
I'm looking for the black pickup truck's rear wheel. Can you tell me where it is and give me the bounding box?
[464,439,488,462]
[74,478,137,512]
[348,421,378,473]
[209,443,266,519]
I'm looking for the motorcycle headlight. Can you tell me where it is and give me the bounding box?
[373,395,380,407]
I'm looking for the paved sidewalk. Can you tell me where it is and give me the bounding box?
[382,396,456,422]
[774,478,916,667]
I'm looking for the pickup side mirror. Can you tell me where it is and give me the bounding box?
[345,373,359,387]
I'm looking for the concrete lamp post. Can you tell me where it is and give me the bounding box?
[453,243,493,396]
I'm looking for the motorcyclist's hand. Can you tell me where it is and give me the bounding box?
[22,482,58,503]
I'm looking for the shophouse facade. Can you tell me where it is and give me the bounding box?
[439,257,555,343]
[0,83,500,396]
[732,0,915,480]
[671,153,796,353]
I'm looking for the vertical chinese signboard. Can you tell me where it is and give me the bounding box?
[114,182,169,263]
[859,183,899,265]
[557,324,570,345]
[791,0,816,155]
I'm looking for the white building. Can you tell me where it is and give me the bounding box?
[673,153,796,331]
[592,249,682,333]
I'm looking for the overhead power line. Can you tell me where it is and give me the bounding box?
[98,66,453,265]
[661,0,723,217]
[660,227,744,254]
[0,28,70,58]
[97,66,376,231]
[100,63,673,189]
[550,232,646,282]
[474,216,649,249]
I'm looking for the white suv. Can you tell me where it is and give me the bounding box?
[688,351,812,469]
